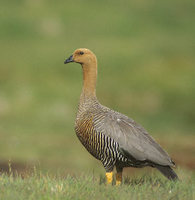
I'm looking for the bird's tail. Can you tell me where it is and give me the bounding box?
[156,165,178,181]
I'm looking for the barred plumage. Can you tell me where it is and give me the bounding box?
[64,48,178,185]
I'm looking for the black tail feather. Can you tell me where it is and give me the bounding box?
[156,165,178,181]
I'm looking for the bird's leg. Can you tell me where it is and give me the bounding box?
[116,172,122,185]
[116,166,123,185]
[105,171,113,185]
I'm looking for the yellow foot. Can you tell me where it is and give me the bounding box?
[116,172,122,186]
[106,172,113,185]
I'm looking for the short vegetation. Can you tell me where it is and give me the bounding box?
[0,169,194,200]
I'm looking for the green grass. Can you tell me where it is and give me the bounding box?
[0,169,194,200]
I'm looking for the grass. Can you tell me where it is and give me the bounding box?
[0,168,194,200]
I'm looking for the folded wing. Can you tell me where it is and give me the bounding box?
[94,108,175,166]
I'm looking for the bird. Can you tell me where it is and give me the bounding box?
[64,48,178,185]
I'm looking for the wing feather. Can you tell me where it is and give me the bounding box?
[94,108,174,166]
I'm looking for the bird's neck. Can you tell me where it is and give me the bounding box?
[81,62,97,99]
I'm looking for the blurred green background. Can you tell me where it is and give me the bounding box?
[0,0,194,175]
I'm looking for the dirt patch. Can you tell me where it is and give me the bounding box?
[0,161,34,177]
[173,154,195,170]
[160,135,195,170]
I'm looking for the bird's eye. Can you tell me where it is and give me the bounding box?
[79,51,84,55]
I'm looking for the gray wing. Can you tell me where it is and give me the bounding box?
[94,108,174,166]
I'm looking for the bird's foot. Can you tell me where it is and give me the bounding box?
[105,172,113,185]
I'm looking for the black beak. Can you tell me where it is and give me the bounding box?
[64,55,74,64]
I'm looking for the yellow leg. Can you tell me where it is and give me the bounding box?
[106,172,113,185]
[116,172,122,185]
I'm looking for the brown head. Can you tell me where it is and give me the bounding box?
[64,48,97,66]
[64,48,98,97]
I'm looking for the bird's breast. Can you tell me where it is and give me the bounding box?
[74,116,101,159]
